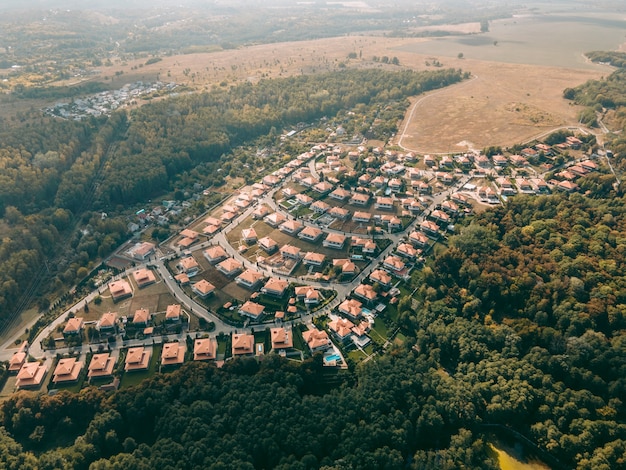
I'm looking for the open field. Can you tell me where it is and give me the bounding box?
[394,59,605,153]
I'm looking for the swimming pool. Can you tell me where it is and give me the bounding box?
[324,354,342,364]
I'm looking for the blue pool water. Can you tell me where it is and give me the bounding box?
[325,354,341,363]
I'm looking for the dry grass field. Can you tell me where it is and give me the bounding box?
[394,58,605,153]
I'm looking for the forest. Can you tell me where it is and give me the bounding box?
[1,193,625,469]
[0,67,465,332]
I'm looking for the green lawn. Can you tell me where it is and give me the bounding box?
[348,349,366,362]
[370,320,388,344]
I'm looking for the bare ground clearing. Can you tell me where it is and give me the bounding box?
[393,57,605,153]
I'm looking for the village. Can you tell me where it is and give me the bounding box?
[2,128,608,395]
[42,81,179,120]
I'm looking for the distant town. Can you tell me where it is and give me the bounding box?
[43,81,178,120]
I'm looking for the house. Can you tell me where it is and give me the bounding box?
[258,236,278,253]
[328,317,355,343]
[509,154,529,167]
[178,256,199,276]
[492,154,508,167]
[497,178,516,196]
[556,170,576,181]
[128,241,156,261]
[358,174,372,185]
[440,155,454,167]
[329,187,351,201]
[175,273,190,285]
[216,258,243,277]
[383,255,406,273]
[109,279,132,302]
[165,304,182,322]
[353,284,378,304]
[205,216,223,227]
[87,353,115,379]
[409,231,429,247]
[532,178,550,193]
[338,298,363,320]
[203,224,221,236]
[441,200,459,214]
[431,209,451,224]
[333,258,358,277]
[271,327,293,351]
[298,226,323,243]
[264,212,287,228]
[311,200,330,214]
[295,193,314,206]
[263,174,281,186]
[63,317,84,336]
[413,181,432,194]
[369,269,392,288]
[8,342,28,373]
[351,322,372,347]
[557,180,579,192]
[566,136,582,148]
[375,196,394,211]
[303,252,326,267]
[282,187,298,198]
[302,328,332,353]
[388,216,402,231]
[96,312,116,333]
[313,181,334,195]
[424,155,435,167]
[280,244,302,260]
[300,176,319,188]
[298,286,321,305]
[125,346,151,371]
[221,211,237,224]
[16,362,47,389]
[232,333,255,356]
[349,192,370,206]
[177,229,199,249]
[475,154,491,168]
[161,342,185,367]
[420,220,440,236]
[132,268,157,288]
[252,205,271,220]
[203,246,228,264]
[132,308,150,326]
[52,357,84,384]
[353,211,372,223]
[262,278,289,298]
[192,279,216,298]
[388,178,403,192]
[477,186,499,202]
[328,206,350,220]
[236,269,265,289]
[569,165,588,176]
[407,167,422,180]
[352,237,377,255]
[239,301,265,320]
[241,227,258,243]
[194,338,218,361]
[397,243,418,259]
[279,219,304,235]
[517,179,534,193]
[580,160,598,171]
[451,193,470,206]
[323,233,347,249]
